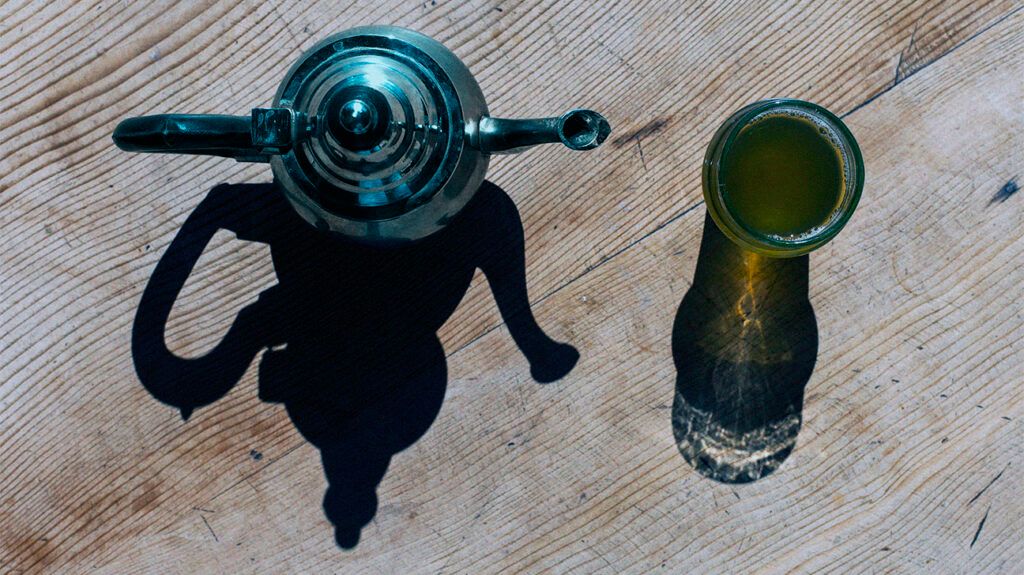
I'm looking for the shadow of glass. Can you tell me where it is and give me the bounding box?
[672,212,818,483]
[131,181,579,548]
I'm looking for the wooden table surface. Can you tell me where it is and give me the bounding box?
[2,1,1022,573]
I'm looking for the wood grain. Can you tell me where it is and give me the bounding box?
[1,1,1021,573]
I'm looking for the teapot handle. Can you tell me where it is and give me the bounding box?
[112,109,295,162]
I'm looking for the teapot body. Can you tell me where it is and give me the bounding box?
[270,27,490,244]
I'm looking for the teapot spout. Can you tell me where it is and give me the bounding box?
[472,109,611,154]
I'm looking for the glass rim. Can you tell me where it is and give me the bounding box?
[702,99,864,257]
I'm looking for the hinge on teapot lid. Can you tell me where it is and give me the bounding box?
[251,108,294,152]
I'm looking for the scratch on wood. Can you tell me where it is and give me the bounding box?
[635,138,648,172]
[269,1,300,47]
[245,478,260,495]
[969,506,989,548]
[595,38,636,73]
[846,6,1024,118]
[989,177,1019,204]
[968,464,1009,505]
[894,21,920,86]
[199,514,219,543]
[890,252,918,296]
[593,546,614,570]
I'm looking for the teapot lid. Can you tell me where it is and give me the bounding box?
[270,26,478,232]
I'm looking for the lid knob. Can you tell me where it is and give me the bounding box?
[339,99,376,135]
[325,86,392,152]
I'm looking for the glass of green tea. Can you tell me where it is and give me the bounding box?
[703,99,864,257]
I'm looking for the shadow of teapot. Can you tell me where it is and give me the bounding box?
[132,180,578,548]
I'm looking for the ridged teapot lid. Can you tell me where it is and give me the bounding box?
[271,26,469,227]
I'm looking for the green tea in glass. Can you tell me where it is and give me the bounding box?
[703,99,864,257]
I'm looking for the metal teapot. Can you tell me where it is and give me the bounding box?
[113,25,611,244]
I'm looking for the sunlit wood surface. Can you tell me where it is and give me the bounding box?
[1,1,1022,572]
